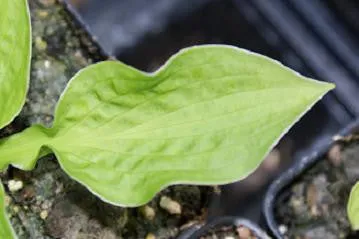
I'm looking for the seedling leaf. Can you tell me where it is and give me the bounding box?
[348,181,359,230]
[0,0,31,237]
[0,0,31,128]
[0,183,15,238]
[0,45,334,206]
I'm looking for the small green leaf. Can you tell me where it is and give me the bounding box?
[0,182,15,238]
[348,181,359,230]
[0,45,334,206]
[0,0,31,129]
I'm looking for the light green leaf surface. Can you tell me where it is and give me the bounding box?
[0,0,31,237]
[0,0,31,128]
[0,183,15,238]
[0,45,334,206]
[348,181,359,230]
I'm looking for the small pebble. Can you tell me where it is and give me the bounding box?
[159,196,182,215]
[4,195,11,206]
[306,183,317,207]
[310,205,320,217]
[140,205,156,221]
[41,200,52,210]
[40,210,48,220]
[35,36,47,51]
[13,206,19,213]
[290,198,302,208]
[44,60,51,68]
[237,226,251,238]
[55,183,63,194]
[8,179,23,192]
[213,185,222,195]
[328,144,341,166]
[278,224,288,234]
[37,10,49,18]
[145,233,156,239]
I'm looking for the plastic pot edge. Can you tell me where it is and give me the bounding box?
[180,216,270,239]
[263,118,359,239]
[58,0,111,59]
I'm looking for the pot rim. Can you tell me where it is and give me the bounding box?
[185,216,270,239]
[58,0,110,59]
[263,118,359,238]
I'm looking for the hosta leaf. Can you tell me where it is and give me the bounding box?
[0,0,31,237]
[0,182,15,238]
[0,45,334,206]
[0,0,31,128]
[348,181,359,230]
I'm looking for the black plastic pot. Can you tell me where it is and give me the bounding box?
[178,217,270,239]
[60,0,110,59]
[263,119,359,238]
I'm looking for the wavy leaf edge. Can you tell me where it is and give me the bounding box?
[0,45,334,207]
[0,0,31,129]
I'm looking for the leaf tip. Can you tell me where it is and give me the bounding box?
[327,82,336,90]
[309,80,335,98]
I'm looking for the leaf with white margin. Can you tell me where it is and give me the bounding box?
[0,0,31,128]
[0,0,31,237]
[348,181,359,230]
[0,45,334,206]
[0,183,15,238]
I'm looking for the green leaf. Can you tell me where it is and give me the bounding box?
[0,0,31,237]
[348,181,359,230]
[0,0,31,129]
[0,45,334,206]
[0,182,15,238]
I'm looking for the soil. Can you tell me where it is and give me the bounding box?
[0,0,213,238]
[275,136,359,239]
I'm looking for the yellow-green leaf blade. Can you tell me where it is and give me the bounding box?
[0,0,31,128]
[50,45,333,206]
[0,0,31,236]
[0,182,15,239]
[348,181,359,230]
[0,125,50,171]
[0,45,334,207]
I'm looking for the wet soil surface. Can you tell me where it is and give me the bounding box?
[275,137,359,239]
[0,0,213,238]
